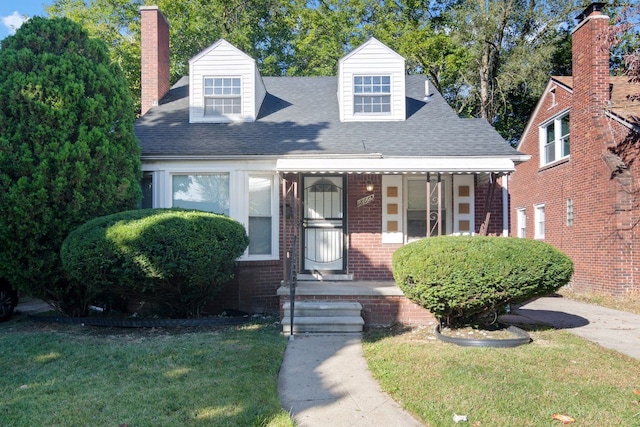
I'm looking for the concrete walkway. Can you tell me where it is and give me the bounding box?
[278,334,424,427]
[516,296,640,360]
[278,296,640,426]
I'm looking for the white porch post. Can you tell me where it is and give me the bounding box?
[502,174,509,237]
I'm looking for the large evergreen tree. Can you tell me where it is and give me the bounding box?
[0,17,142,315]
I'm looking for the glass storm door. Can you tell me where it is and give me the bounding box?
[302,176,345,273]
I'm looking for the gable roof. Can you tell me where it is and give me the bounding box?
[338,37,405,64]
[188,39,255,65]
[517,75,640,150]
[551,75,640,127]
[135,74,524,166]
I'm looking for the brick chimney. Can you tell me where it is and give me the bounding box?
[572,2,610,119]
[140,6,170,116]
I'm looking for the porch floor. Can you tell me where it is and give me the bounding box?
[276,280,403,297]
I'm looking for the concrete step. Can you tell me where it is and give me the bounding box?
[282,316,364,334]
[282,301,362,317]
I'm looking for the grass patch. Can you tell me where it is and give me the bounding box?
[558,288,640,315]
[0,316,293,427]
[363,325,640,427]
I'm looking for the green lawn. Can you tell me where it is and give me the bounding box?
[4,296,640,427]
[363,325,640,427]
[0,316,294,427]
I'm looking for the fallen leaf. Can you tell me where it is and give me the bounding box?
[552,414,575,424]
[633,389,640,395]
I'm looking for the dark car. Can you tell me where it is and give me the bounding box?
[0,278,18,322]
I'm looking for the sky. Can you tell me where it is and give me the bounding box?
[0,0,51,41]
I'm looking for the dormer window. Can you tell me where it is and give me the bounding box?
[540,112,570,166]
[204,77,241,116]
[354,76,391,114]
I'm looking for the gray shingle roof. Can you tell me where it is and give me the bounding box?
[135,74,522,159]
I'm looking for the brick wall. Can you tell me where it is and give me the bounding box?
[140,6,170,116]
[474,175,506,235]
[234,170,512,315]
[347,174,400,280]
[510,4,640,297]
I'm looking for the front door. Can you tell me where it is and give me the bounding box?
[302,176,345,273]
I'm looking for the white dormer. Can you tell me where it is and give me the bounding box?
[338,38,406,122]
[188,39,266,123]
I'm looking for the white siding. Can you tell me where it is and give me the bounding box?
[338,38,406,122]
[254,63,267,116]
[189,40,264,123]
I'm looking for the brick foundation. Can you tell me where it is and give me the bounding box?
[278,292,436,327]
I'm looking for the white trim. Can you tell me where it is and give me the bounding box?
[605,110,640,134]
[189,39,255,65]
[517,78,572,151]
[538,110,570,167]
[381,175,403,243]
[453,175,474,235]
[146,168,280,261]
[338,37,405,64]
[276,157,517,174]
[534,203,545,240]
[501,175,509,236]
[516,207,526,238]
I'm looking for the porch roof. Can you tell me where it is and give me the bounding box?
[275,156,517,174]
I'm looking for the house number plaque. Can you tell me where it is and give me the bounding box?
[357,194,375,207]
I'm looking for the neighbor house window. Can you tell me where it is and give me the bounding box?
[354,76,391,114]
[540,112,570,166]
[248,175,273,255]
[534,204,545,239]
[566,199,574,226]
[204,77,241,116]
[517,208,526,238]
[172,174,230,215]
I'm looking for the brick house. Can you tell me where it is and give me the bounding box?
[135,6,527,328]
[509,2,640,297]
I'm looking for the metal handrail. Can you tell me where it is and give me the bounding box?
[288,235,297,339]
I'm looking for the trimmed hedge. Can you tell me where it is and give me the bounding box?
[392,236,573,324]
[61,209,249,318]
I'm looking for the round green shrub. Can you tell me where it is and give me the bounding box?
[392,236,573,324]
[61,209,249,318]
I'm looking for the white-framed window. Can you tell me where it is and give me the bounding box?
[172,173,230,215]
[534,204,545,239]
[516,208,526,238]
[354,75,391,114]
[540,112,570,166]
[203,77,241,116]
[166,171,279,260]
[248,174,274,256]
[566,199,574,226]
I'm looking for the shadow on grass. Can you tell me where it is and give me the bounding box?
[0,317,293,426]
